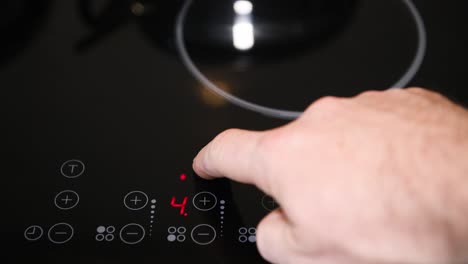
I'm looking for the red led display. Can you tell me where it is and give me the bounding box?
[170,196,188,216]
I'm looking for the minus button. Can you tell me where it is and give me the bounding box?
[119,223,146,245]
[191,224,216,245]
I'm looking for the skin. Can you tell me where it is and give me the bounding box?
[192,88,468,264]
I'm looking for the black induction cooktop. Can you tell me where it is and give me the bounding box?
[2,0,468,263]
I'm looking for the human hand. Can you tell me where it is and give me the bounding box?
[193,88,468,264]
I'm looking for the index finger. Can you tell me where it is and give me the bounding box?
[193,128,272,194]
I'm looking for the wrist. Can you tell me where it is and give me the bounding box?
[421,126,468,262]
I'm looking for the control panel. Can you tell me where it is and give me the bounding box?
[13,159,278,264]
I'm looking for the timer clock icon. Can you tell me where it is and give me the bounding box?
[24,225,44,241]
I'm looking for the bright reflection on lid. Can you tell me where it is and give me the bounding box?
[232,0,255,51]
[233,0,253,15]
[232,21,254,51]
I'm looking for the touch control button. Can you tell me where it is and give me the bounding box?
[124,191,148,210]
[48,223,74,244]
[54,190,80,210]
[261,195,278,211]
[60,160,85,178]
[191,224,216,245]
[24,225,43,241]
[120,223,145,245]
[192,192,217,211]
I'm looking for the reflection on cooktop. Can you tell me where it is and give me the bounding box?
[76,0,427,119]
[139,0,359,64]
[77,0,358,63]
[175,0,427,119]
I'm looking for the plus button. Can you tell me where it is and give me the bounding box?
[61,195,73,205]
[199,196,211,206]
[124,191,149,210]
[131,196,142,205]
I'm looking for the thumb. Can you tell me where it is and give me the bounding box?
[256,209,294,264]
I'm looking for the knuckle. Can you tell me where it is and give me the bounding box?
[407,87,445,99]
[255,129,295,192]
[406,86,430,94]
[406,87,453,106]
[257,127,294,154]
[305,96,345,114]
[382,88,410,99]
[258,126,313,160]
[206,128,239,160]
[356,89,386,99]
[256,130,280,161]
[213,128,239,143]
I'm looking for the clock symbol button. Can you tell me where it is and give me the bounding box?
[24,225,44,241]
